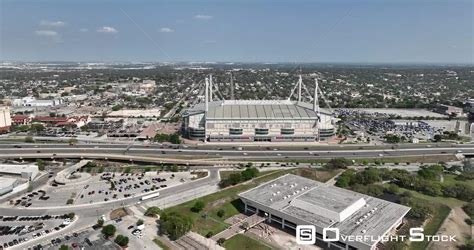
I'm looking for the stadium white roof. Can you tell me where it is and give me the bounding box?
[185,100,333,120]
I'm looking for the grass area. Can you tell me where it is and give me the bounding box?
[409,202,451,250]
[153,238,171,250]
[163,169,291,236]
[443,174,474,189]
[223,234,272,250]
[397,187,466,208]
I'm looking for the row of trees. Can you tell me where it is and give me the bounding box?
[153,133,181,144]
[219,167,259,188]
[336,165,474,202]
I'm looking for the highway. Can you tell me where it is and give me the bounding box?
[0,143,473,165]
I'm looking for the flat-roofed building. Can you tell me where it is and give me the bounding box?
[0,177,18,196]
[238,174,410,250]
[0,164,39,180]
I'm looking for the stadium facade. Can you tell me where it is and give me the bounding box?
[182,76,336,142]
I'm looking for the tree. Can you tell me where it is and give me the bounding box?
[68,212,75,219]
[191,200,205,213]
[36,159,46,171]
[217,238,226,245]
[114,234,129,247]
[136,219,144,226]
[101,224,117,238]
[59,245,70,250]
[97,219,105,227]
[25,136,35,143]
[160,212,193,240]
[217,209,225,218]
[169,133,181,144]
[326,158,350,169]
[462,202,474,218]
[144,206,161,217]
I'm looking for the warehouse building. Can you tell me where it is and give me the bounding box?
[183,76,336,142]
[239,174,410,250]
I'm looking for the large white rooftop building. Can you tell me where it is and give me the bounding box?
[183,76,336,142]
[239,174,410,250]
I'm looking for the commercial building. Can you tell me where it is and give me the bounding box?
[12,97,63,107]
[183,76,336,142]
[239,174,410,250]
[0,164,39,180]
[0,106,12,132]
[0,177,19,196]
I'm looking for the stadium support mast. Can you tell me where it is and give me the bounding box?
[313,78,319,113]
[205,77,209,112]
[209,75,213,102]
[298,75,302,102]
[230,72,235,100]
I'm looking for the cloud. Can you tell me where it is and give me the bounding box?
[97,26,118,33]
[79,28,89,32]
[40,20,66,28]
[159,27,174,33]
[194,15,213,20]
[35,30,59,37]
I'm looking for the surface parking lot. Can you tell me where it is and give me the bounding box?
[16,171,197,207]
[40,229,120,250]
[0,214,73,249]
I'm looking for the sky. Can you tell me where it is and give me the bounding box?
[0,0,472,64]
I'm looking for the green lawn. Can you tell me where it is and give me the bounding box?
[223,234,273,250]
[163,170,291,236]
[153,238,171,250]
[443,174,474,189]
[397,187,465,208]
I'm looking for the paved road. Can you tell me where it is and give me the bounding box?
[5,169,219,249]
[1,144,473,164]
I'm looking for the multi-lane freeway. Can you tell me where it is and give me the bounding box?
[0,143,473,165]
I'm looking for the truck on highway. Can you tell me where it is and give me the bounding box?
[140,192,160,201]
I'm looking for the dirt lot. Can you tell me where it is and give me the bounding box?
[428,207,472,250]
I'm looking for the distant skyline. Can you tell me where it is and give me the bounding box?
[0,0,472,64]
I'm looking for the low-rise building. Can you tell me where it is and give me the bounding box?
[0,164,39,180]
[0,177,19,196]
[239,174,410,250]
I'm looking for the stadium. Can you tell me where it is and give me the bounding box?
[182,75,337,142]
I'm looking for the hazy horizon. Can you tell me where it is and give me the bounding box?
[1,0,472,64]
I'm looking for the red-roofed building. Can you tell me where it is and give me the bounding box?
[11,115,33,125]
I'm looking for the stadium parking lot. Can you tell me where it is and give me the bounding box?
[13,171,198,207]
[0,214,74,249]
